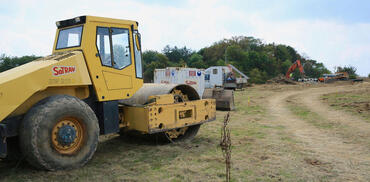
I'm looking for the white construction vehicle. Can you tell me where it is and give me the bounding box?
[205,64,249,90]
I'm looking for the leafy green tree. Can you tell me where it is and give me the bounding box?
[142,50,159,65]
[281,60,293,75]
[201,43,227,67]
[225,45,248,72]
[275,45,292,63]
[0,54,41,73]
[286,46,300,61]
[225,45,244,64]
[216,59,226,66]
[248,68,268,84]
[142,51,172,82]
[258,53,276,77]
[162,45,193,64]
[178,59,186,67]
[245,51,260,72]
[188,53,206,68]
[303,60,330,78]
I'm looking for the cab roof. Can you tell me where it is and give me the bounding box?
[56,15,138,29]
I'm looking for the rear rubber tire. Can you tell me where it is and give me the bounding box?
[19,95,99,171]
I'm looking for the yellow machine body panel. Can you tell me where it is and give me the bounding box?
[52,16,143,102]
[102,71,132,90]
[0,51,92,122]
[123,95,216,133]
[10,86,90,118]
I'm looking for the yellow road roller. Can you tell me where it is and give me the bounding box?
[0,16,216,170]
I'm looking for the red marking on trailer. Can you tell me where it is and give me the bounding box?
[165,69,170,77]
[189,70,196,76]
[185,80,197,85]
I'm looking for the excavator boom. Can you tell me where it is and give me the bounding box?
[286,60,304,79]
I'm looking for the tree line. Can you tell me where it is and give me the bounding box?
[143,36,332,83]
[0,36,360,83]
[0,54,41,73]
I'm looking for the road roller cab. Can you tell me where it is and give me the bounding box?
[52,16,144,101]
[0,16,216,170]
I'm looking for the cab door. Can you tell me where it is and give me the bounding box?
[93,24,142,101]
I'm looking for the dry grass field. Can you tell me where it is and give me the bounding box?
[0,81,369,182]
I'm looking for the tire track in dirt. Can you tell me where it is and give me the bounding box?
[268,87,370,181]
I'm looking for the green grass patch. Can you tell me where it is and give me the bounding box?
[288,103,335,129]
[321,90,370,122]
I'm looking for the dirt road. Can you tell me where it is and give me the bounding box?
[268,83,370,181]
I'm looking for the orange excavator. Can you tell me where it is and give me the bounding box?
[286,60,305,79]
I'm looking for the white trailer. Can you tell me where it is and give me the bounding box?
[154,67,205,98]
[154,67,235,111]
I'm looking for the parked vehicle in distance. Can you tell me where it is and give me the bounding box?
[318,72,349,83]
[205,64,249,90]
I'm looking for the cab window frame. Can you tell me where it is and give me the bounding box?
[95,26,133,70]
[55,25,84,50]
[213,68,218,74]
[96,26,112,67]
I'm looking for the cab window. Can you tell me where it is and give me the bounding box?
[96,27,132,69]
[111,28,131,69]
[133,32,143,78]
[56,26,83,49]
[96,27,112,67]
[213,69,218,74]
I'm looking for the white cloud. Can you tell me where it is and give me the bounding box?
[0,0,369,76]
[247,16,370,75]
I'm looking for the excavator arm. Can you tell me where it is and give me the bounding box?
[286,60,304,79]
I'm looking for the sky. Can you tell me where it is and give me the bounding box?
[0,0,369,76]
